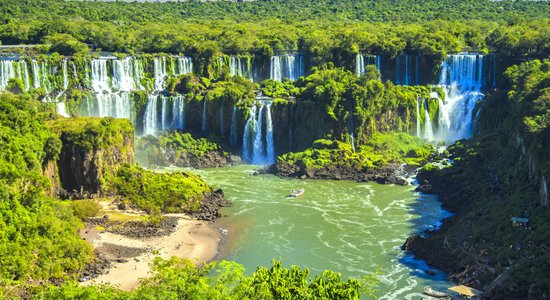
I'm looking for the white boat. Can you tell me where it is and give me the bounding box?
[422,286,449,299]
[288,189,304,197]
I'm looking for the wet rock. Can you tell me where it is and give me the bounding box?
[402,234,420,251]
[189,189,231,221]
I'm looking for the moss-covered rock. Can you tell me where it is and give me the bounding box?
[108,164,214,214]
[136,131,233,168]
[275,132,433,183]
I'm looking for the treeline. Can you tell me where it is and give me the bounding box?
[0,1,548,66]
[1,0,548,23]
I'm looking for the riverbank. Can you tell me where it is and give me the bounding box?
[404,135,550,299]
[79,200,223,291]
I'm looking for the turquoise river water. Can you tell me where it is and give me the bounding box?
[177,165,453,299]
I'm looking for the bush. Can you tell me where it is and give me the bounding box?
[69,200,102,219]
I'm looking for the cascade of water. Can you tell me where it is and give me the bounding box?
[71,61,78,85]
[144,95,159,135]
[242,105,257,161]
[91,59,110,92]
[41,61,50,93]
[176,56,193,75]
[416,97,421,137]
[0,60,16,91]
[112,58,136,91]
[94,92,132,119]
[20,61,30,91]
[224,56,252,80]
[161,96,169,131]
[230,106,238,145]
[270,56,281,81]
[31,61,40,89]
[356,54,380,77]
[356,54,365,76]
[172,94,185,130]
[62,60,69,91]
[424,104,434,141]
[54,60,70,117]
[265,103,275,164]
[56,102,69,117]
[153,57,167,91]
[133,58,144,89]
[270,54,303,81]
[252,103,265,164]
[436,54,486,143]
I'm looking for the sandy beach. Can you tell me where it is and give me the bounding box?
[81,213,221,291]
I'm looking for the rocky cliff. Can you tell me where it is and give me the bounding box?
[47,117,135,198]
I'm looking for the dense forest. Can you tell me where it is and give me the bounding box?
[0,0,549,299]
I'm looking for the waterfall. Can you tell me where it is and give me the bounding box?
[356,54,365,76]
[270,54,304,81]
[0,60,32,92]
[230,107,238,145]
[153,57,167,91]
[176,56,193,75]
[252,103,265,164]
[241,100,275,165]
[357,54,380,77]
[265,103,275,164]
[224,56,252,80]
[202,99,207,134]
[112,58,138,91]
[416,97,421,137]
[56,102,69,117]
[161,96,170,131]
[62,60,69,91]
[54,60,70,117]
[172,94,185,130]
[0,56,197,131]
[424,105,434,141]
[91,59,110,92]
[395,54,419,85]
[144,95,158,135]
[0,61,16,91]
[242,105,256,161]
[436,54,486,143]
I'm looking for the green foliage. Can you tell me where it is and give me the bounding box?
[0,92,93,281]
[109,164,211,214]
[136,131,223,167]
[280,133,433,172]
[0,1,548,68]
[45,33,89,56]
[69,200,102,220]
[294,66,436,141]
[47,117,134,152]
[30,258,377,299]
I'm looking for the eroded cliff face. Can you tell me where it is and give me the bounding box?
[42,160,61,198]
[513,130,550,208]
[47,117,135,198]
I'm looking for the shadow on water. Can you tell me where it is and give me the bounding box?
[398,188,453,284]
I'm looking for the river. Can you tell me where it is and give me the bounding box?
[177,164,453,299]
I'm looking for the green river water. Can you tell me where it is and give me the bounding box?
[178,165,453,299]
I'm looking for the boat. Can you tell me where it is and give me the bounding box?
[288,189,305,197]
[422,286,449,299]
